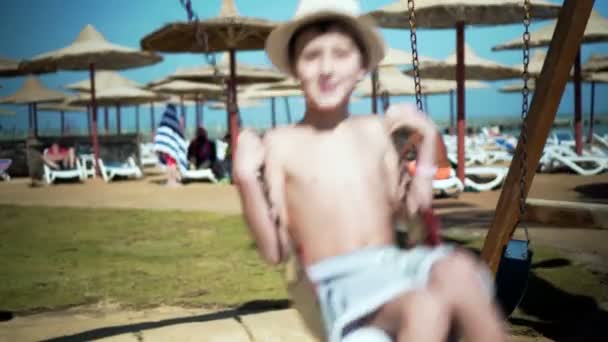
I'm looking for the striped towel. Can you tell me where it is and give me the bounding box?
[153,104,188,172]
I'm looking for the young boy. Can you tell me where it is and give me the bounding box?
[234,1,506,341]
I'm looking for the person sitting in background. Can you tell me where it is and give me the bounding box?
[188,127,216,168]
[43,142,76,170]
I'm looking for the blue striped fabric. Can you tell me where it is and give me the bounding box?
[153,104,189,172]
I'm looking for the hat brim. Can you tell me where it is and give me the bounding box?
[266,11,385,77]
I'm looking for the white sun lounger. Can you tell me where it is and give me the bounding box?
[42,149,85,184]
[0,159,11,181]
[139,143,158,168]
[79,154,96,179]
[464,166,508,192]
[540,149,606,176]
[97,156,143,182]
[432,169,464,197]
[182,168,218,183]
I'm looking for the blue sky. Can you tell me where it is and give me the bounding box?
[0,0,607,137]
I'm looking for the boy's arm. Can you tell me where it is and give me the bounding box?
[384,103,438,168]
[233,130,284,265]
[383,104,438,215]
[262,133,290,263]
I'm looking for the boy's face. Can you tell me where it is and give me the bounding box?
[293,25,365,111]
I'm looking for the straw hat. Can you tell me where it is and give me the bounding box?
[265,0,385,76]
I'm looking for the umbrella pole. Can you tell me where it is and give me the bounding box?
[228,49,239,168]
[88,64,100,175]
[284,97,292,124]
[588,81,595,143]
[195,97,201,129]
[371,68,378,114]
[116,104,121,135]
[27,104,33,137]
[136,104,140,135]
[271,97,276,128]
[200,100,205,127]
[33,103,38,137]
[86,105,92,135]
[456,22,466,183]
[449,90,455,135]
[60,110,65,136]
[104,106,109,135]
[150,102,155,139]
[574,50,582,155]
[180,95,186,132]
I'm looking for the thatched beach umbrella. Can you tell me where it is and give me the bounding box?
[364,0,560,181]
[365,48,436,113]
[38,100,86,136]
[493,10,608,154]
[23,24,162,171]
[501,70,608,144]
[583,54,608,73]
[0,76,66,136]
[141,0,279,158]
[0,57,21,77]
[69,86,168,135]
[69,86,168,107]
[379,47,435,68]
[66,71,145,134]
[207,98,263,110]
[171,53,285,86]
[151,80,224,130]
[406,44,521,80]
[0,55,56,77]
[403,43,520,180]
[242,87,303,127]
[65,70,143,93]
[358,67,488,129]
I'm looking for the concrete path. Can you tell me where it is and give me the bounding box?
[1,305,553,342]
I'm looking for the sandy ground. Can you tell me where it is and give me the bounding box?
[0,170,607,341]
[1,171,606,215]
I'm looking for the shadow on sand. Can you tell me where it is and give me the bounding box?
[41,299,290,342]
[573,182,608,203]
[448,236,608,341]
[511,270,608,341]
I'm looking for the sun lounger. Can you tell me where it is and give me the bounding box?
[463,166,508,192]
[181,168,218,183]
[432,169,464,197]
[79,154,96,179]
[97,156,143,182]
[139,143,158,168]
[0,159,11,181]
[42,149,85,184]
[540,148,606,176]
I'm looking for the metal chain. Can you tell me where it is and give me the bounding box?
[519,0,531,241]
[178,0,220,76]
[407,0,423,112]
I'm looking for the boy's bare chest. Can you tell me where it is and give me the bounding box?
[282,128,383,182]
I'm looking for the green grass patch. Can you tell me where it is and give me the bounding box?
[0,205,286,313]
[1,203,606,338]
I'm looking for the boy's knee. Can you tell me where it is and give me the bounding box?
[433,250,481,281]
[403,290,449,323]
[432,251,494,297]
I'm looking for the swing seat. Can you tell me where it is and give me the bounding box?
[495,239,533,317]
